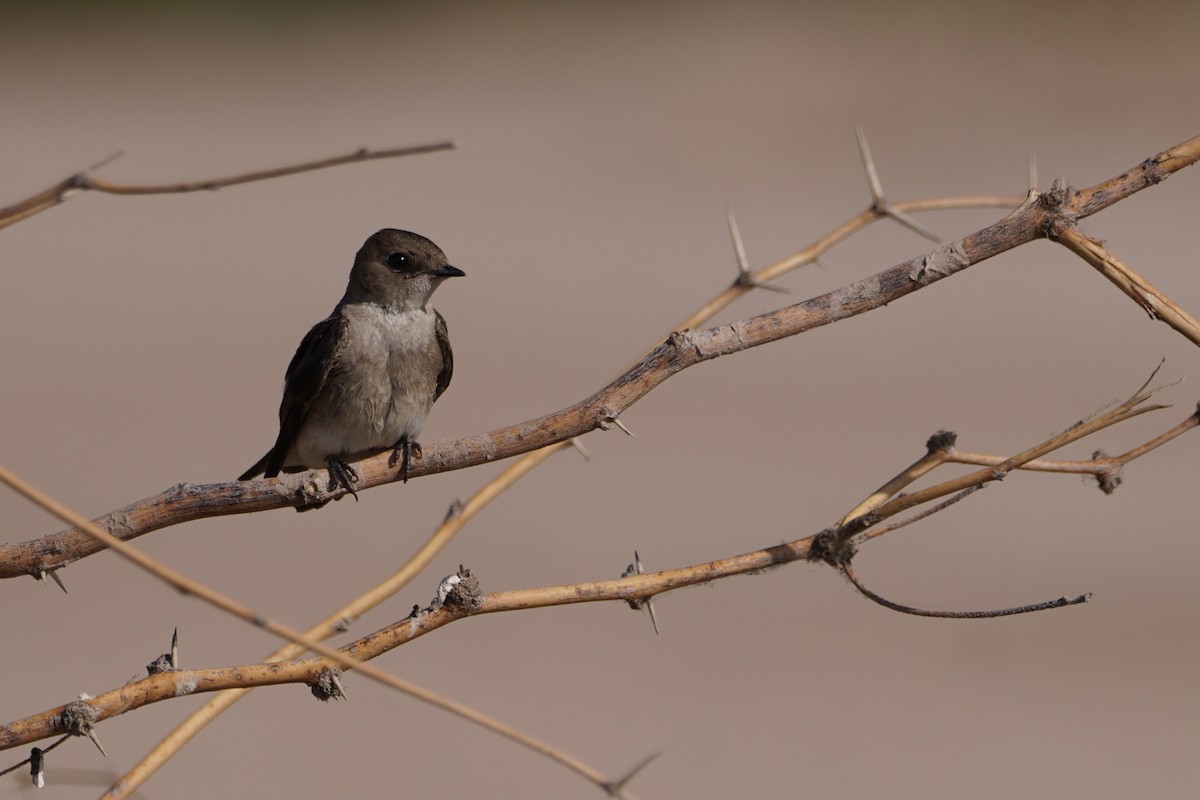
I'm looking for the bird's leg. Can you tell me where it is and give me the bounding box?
[388,437,423,483]
[325,457,360,500]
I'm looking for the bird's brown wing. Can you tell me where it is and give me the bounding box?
[238,313,346,480]
[433,310,453,402]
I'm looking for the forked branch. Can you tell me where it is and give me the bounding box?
[3,392,1193,752]
[4,134,1198,580]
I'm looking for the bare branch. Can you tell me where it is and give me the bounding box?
[0,468,623,796]
[103,444,568,799]
[5,134,1198,578]
[1054,227,1200,345]
[0,141,455,230]
[841,562,1092,619]
[10,398,1183,747]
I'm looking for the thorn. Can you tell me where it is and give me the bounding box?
[68,693,108,757]
[85,150,125,173]
[611,417,637,438]
[1028,153,1038,192]
[886,207,942,243]
[86,730,107,758]
[48,569,67,594]
[855,125,941,243]
[855,125,885,205]
[569,437,592,461]
[605,750,663,796]
[725,202,751,276]
[813,255,832,271]
[171,627,179,670]
[34,567,68,594]
[738,275,791,294]
[444,498,465,523]
[726,203,791,294]
[645,597,660,636]
[330,671,348,700]
[621,551,660,634]
[309,666,348,701]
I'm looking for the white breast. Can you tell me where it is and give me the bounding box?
[290,305,442,468]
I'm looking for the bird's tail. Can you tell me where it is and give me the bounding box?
[238,455,270,482]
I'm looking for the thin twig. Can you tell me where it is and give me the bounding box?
[0,141,455,230]
[841,563,1091,619]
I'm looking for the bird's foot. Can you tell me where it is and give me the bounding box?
[326,458,360,500]
[388,438,423,483]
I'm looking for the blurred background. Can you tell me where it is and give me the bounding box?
[2,1,1198,797]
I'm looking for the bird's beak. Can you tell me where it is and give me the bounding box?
[430,265,466,278]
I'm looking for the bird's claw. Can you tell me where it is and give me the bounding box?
[388,439,423,483]
[326,459,360,500]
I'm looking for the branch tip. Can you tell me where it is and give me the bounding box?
[605,749,662,796]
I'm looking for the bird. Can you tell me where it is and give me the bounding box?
[238,229,464,499]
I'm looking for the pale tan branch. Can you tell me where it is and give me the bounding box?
[1,532,821,751]
[104,447,564,799]
[0,141,455,230]
[0,470,623,796]
[848,388,1195,542]
[1054,227,1200,345]
[8,399,1191,753]
[841,402,1199,528]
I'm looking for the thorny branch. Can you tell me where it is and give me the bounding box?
[1,134,1198,798]
[3,389,1194,751]
[3,133,1198,580]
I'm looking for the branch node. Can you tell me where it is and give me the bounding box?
[1089,451,1124,494]
[146,653,174,676]
[926,429,958,453]
[147,628,180,674]
[57,700,98,738]
[433,565,483,613]
[309,667,348,702]
[808,528,855,568]
[1039,177,1081,239]
[444,498,465,523]
[621,551,660,634]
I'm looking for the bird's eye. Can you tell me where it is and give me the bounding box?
[386,252,409,270]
